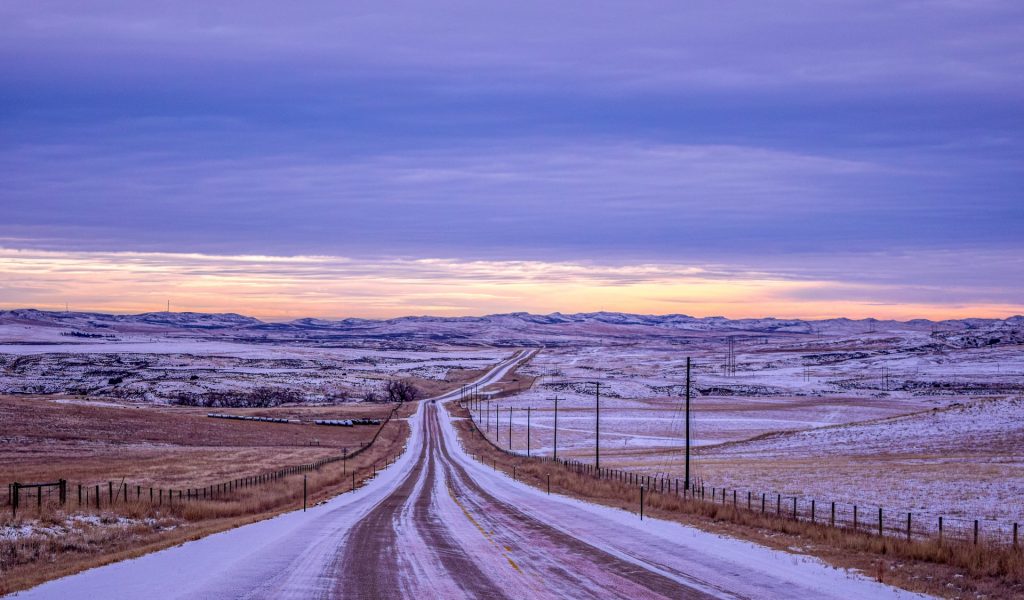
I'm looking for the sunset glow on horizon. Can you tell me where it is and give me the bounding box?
[2,247,1020,322]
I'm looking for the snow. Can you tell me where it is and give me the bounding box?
[10,355,927,599]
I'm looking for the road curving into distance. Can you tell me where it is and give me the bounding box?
[14,349,926,599]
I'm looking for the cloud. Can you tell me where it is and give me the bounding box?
[3,1,1022,95]
[6,137,1018,262]
[1,247,1021,320]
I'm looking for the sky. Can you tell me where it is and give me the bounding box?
[1,1,1022,320]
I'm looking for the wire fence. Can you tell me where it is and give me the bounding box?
[3,402,406,519]
[463,400,1022,551]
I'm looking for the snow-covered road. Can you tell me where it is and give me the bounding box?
[13,350,928,599]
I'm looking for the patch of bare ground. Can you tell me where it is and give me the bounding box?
[448,402,1024,599]
[0,395,414,595]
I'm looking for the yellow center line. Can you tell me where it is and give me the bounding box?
[447,480,523,574]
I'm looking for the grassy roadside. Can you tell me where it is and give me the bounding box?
[446,401,1024,599]
[0,401,415,595]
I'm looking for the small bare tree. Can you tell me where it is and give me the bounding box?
[385,379,420,403]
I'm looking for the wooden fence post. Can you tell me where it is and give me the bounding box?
[878,507,883,536]
[974,520,979,545]
[938,516,943,542]
[303,475,307,512]
[906,512,911,541]
[640,485,644,520]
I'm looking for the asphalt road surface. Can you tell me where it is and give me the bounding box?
[16,352,924,599]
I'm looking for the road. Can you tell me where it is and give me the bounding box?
[15,351,925,599]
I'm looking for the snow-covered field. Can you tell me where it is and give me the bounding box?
[0,338,505,403]
[472,326,1024,530]
[3,308,1022,531]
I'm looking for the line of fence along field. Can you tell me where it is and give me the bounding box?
[4,403,405,519]
[464,404,1022,551]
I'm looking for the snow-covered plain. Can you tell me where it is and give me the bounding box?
[3,308,1022,539]
[13,381,928,599]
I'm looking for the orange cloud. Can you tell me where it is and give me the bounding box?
[0,247,1020,320]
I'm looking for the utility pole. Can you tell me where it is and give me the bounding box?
[527,406,531,457]
[551,396,559,461]
[685,357,692,490]
[593,382,602,470]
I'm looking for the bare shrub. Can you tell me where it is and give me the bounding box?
[170,386,302,408]
[385,380,420,403]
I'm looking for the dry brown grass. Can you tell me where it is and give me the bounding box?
[0,395,407,486]
[450,408,1024,599]
[0,396,414,595]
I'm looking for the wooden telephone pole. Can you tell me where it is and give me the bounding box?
[550,396,560,460]
[685,357,692,490]
[593,382,602,470]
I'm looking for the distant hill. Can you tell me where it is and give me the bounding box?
[1,308,1021,349]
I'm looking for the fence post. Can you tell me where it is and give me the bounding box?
[747,491,751,510]
[351,472,355,492]
[906,512,911,541]
[108,481,113,504]
[547,474,550,495]
[1014,522,1018,548]
[303,475,307,512]
[831,502,835,527]
[853,505,858,531]
[974,520,979,545]
[879,508,883,536]
[640,485,644,520]
[761,493,765,514]
[938,516,943,542]
[78,484,82,507]
[95,484,100,509]
[11,483,17,517]
[776,494,781,516]
[792,497,797,520]
[811,499,815,523]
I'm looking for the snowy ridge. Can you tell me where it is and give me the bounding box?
[2,308,1021,345]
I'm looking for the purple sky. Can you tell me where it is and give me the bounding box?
[1,1,1022,318]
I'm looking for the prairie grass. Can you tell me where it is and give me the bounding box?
[0,401,412,595]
